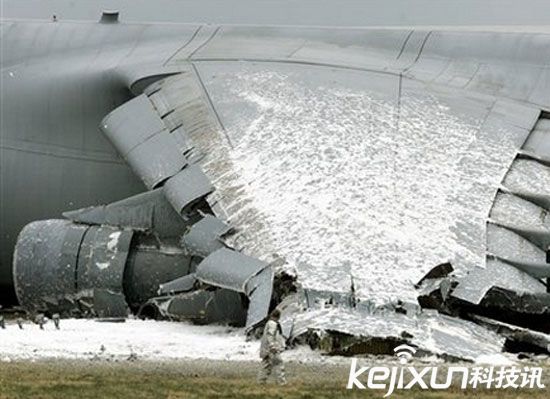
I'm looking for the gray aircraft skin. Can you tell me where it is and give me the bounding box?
[2,1,550,359]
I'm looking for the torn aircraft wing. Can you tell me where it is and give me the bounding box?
[4,18,550,357]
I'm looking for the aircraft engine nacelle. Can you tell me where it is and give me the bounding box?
[13,219,190,317]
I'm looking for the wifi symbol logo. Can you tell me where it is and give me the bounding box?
[394,344,416,364]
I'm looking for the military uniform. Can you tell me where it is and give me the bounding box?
[258,319,286,384]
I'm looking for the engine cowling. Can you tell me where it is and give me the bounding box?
[13,219,190,317]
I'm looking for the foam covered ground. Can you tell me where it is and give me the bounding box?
[0,318,520,365]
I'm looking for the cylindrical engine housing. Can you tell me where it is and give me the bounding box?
[13,219,190,317]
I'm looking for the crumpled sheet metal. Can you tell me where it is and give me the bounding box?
[13,220,134,317]
[163,164,214,215]
[490,191,550,233]
[287,307,505,361]
[486,223,546,263]
[193,248,274,328]
[245,267,274,329]
[63,189,189,238]
[302,288,356,309]
[491,222,550,259]
[182,215,232,257]
[158,273,197,295]
[101,93,189,189]
[451,257,546,305]
[125,129,188,189]
[148,67,221,136]
[521,117,550,157]
[134,42,546,338]
[92,289,129,318]
[76,225,134,317]
[195,248,268,293]
[486,190,550,279]
[472,315,550,353]
[503,158,550,198]
[76,226,133,293]
[480,287,550,315]
[151,289,246,325]
[101,94,165,157]
[13,220,89,312]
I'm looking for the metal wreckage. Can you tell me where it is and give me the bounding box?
[2,12,550,361]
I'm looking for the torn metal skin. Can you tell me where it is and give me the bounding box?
[6,20,550,361]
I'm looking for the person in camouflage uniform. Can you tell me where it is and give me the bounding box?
[258,309,286,385]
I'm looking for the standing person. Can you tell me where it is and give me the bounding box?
[258,309,286,385]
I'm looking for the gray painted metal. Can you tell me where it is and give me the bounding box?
[101,94,166,157]
[187,60,538,303]
[451,257,546,305]
[76,226,133,294]
[148,69,222,137]
[169,127,195,155]
[182,215,232,257]
[63,189,189,238]
[523,118,550,159]
[123,241,192,308]
[13,220,89,312]
[76,225,133,316]
[472,315,550,354]
[101,94,188,189]
[195,248,268,293]
[190,248,273,326]
[494,258,550,279]
[503,159,550,198]
[93,289,129,318]
[488,190,550,279]
[2,12,550,355]
[125,129,188,189]
[5,1,550,27]
[0,20,205,303]
[246,267,274,329]
[490,192,550,231]
[492,222,550,253]
[504,191,550,213]
[162,165,214,215]
[158,273,197,295]
[150,289,246,325]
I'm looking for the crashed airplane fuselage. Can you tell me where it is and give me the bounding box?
[1,12,550,359]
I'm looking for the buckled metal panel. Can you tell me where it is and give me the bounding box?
[93,289,129,318]
[154,289,246,325]
[522,118,550,160]
[76,226,134,316]
[487,223,545,265]
[495,258,550,279]
[162,164,214,214]
[171,126,194,154]
[101,94,165,156]
[63,189,189,238]
[13,220,89,313]
[490,192,550,231]
[451,257,546,304]
[126,129,188,189]
[182,215,232,257]
[158,273,197,295]
[503,159,550,198]
[245,267,274,329]
[149,71,220,137]
[195,248,267,292]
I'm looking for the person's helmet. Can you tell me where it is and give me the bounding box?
[270,309,281,320]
